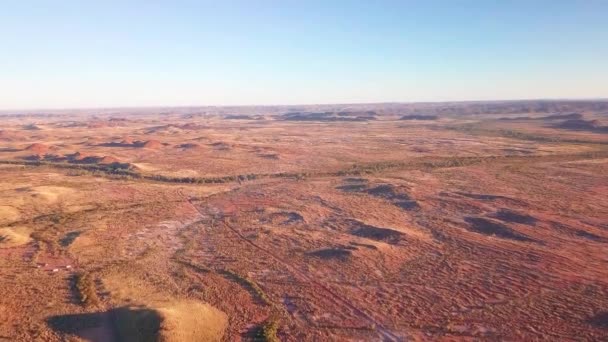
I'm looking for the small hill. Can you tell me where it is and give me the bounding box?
[61,153,126,166]
[141,140,163,149]
[25,143,50,154]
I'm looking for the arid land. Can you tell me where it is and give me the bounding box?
[1,100,607,341]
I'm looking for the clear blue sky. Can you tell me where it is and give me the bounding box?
[1,1,606,109]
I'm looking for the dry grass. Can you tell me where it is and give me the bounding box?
[74,272,100,308]
[0,226,31,248]
[219,269,272,306]
[111,302,228,342]
[156,301,227,342]
[259,317,280,342]
[102,269,228,341]
[0,205,20,224]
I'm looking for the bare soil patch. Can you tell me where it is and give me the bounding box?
[0,226,31,248]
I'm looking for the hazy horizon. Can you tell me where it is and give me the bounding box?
[3,97,608,113]
[1,1,607,110]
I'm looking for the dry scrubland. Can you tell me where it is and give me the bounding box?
[0,100,607,341]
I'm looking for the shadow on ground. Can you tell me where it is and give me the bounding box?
[47,306,161,342]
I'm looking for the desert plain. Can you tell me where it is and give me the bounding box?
[0,100,607,341]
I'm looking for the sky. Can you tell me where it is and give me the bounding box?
[0,0,607,110]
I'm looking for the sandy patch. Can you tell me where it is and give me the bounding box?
[0,206,20,224]
[26,186,75,203]
[0,227,31,248]
[131,163,158,172]
[157,301,227,342]
[161,169,201,177]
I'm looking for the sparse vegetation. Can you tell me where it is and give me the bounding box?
[74,272,100,307]
[258,316,280,342]
[2,102,608,341]
[3,149,608,187]
[219,269,272,306]
[448,123,608,145]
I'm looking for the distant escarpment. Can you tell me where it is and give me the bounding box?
[278,111,377,122]
[399,115,438,120]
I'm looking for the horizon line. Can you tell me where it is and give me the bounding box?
[1,96,607,113]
